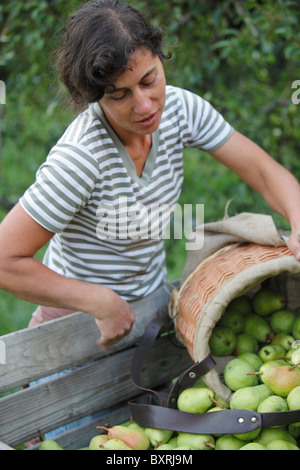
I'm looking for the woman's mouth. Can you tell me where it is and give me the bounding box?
[136,111,158,127]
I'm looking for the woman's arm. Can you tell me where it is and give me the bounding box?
[211,130,300,260]
[0,203,135,349]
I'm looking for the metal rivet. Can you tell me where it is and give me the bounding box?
[251,417,258,423]
[238,417,244,424]
[189,372,196,379]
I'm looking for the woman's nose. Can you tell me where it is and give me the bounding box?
[132,89,152,115]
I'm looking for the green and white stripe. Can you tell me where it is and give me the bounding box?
[20,85,234,300]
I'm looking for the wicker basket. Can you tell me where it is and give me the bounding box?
[169,242,300,402]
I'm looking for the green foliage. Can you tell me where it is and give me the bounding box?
[0,0,300,331]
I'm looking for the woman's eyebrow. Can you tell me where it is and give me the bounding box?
[107,67,158,94]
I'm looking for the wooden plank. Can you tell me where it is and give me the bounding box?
[26,403,132,450]
[0,306,169,393]
[0,334,193,448]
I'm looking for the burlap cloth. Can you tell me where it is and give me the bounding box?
[169,212,300,402]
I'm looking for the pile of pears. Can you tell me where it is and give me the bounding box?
[38,285,300,451]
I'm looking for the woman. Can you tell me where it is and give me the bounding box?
[0,0,300,351]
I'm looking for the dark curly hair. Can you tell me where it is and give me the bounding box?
[55,0,171,110]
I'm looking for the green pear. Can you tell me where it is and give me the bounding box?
[234,428,261,442]
[97,424,150,450]
[215,434,246,450]
[270,310,296,334]
[234,333,259,355]
[175,446,193,450]
[209,326,236,356]
[223,358,258,391]
[218,308,246,334]
[237,352,263,371]
[288,423,300,439]
[259,361,300,397]
[257,395,288,427]
[271,333,295,351]
[230,384,273,412]
[167,437,178,447]
[287,385,300,427]
[177,432,215,450]
[244,314,274,343]
[145,428,173,447]
[293,317,300,340]
[252,287,285,317]
[177,387,215,413]
[265,439,299,450]
[155,444,174,450]
[38,439,64,450]
[257,395,288,413]
[193,377,207,388]
[89,434,109,450]
[102,438,132,450]
[227,295,253,315]
[258,344,286,362]
[254,427,297,446]
[239,443,267,450]
[290,348,300,367]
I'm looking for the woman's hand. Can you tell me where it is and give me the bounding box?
[85,284,136,350]
[288,226,300,261]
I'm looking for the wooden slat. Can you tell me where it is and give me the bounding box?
[0,307,165,393]
[0,335,193,448]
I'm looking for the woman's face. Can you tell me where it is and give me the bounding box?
[100,47,166,144]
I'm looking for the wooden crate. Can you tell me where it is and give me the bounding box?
[0,310,193,450]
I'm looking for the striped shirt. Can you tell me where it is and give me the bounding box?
[19,85,234,301]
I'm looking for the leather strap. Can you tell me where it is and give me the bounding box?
[130,318,300,434]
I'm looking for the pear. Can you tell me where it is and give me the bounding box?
[209,326,236,356]
[287,386,300,426]
[254,427,297,446]
[252,287,285,317]
[223,358,258,391]
[293,317,300,340]
[89,434,109,450]
[97,424,150,450]
[288,424,300,439]
[230,384,273,412]
[177,387,215,413]
[271,333,295,351]
[234,333,259,355]
[237,352,263,371]
[167,437,178,447]
[259,361,300,397]
[227,295,253,315]
[102,439,132,450]
[218,308,246,334]
[257,396,288,427]
[38,439,64,450]
[244,314,274,343]
[155,444,174,450]
[258,344,286,362]
[239,443,267,450]
[233,428,260,441]
[290,348,300,367]
[215,434,246,450]
[145,428,173,448]
[175,446,194,450]
[270,309,296,334]
[177,432,215,450]
[265,439,299,450]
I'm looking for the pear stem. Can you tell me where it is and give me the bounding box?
[210,397,224,408]
[206,442,215,449]
[288,362,300,370]
[246,371,262,375]
[96,425,110,432]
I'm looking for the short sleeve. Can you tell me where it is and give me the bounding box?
[19,143,99,233]
[176,87,234,153]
